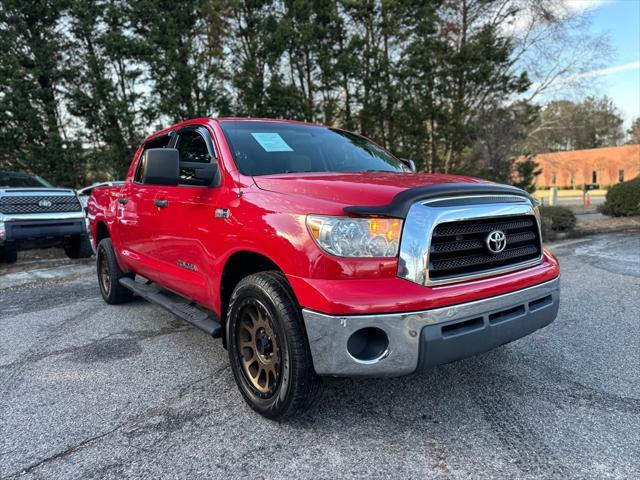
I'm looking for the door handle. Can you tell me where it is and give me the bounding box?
[154,199,169,208]
[117,197,128,205]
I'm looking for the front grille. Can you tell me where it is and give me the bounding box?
[0,195,82,214]
[428,215,541,282]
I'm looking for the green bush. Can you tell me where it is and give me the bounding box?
[539,206,577,241]
[599,177,640,217]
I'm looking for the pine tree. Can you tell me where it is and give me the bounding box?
[66,0,145,179]
[0,0,83,186]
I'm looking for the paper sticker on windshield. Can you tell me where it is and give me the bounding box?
[251,133,293,152]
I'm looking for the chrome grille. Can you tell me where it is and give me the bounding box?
[428,215,542,282]
[0,195,82,214]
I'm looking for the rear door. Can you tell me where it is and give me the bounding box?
[150,125,221,305]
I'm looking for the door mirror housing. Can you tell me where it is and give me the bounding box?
[142,148,179,185]
[185,162,220,187]
[399,158,417,172]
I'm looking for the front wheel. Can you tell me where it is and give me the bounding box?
[64,235,93,259]
[227,271,321,420]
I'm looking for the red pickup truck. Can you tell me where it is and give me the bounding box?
[89,118,560,419]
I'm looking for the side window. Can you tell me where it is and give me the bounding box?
[134,134,172,183]
[176,130,210,164]
[176,129,212,185]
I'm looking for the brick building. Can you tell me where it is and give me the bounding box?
[532,144,640,188]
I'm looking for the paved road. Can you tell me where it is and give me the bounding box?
[1,233,639,479]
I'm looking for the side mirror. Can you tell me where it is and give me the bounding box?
[400,158,417,172]
[179,161,220,187]
[142,148,179,185]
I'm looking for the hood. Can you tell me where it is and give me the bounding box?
[252,171,487,207]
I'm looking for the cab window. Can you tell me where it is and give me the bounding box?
[176,129,214,185]
[176,130,210,164]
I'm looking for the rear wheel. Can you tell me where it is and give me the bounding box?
[227,271,321,420]
[0,249,18,264]
[96,238,133,304]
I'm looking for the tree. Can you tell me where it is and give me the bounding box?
[503,0,611,101]
[399,0,529,173]
[0,0,618,186]
[130,0,229,122]
[462,100,538,182]
[65,0,146,179]
[627,117,640,145]
[227,0,284,117]
[512,156,541,193]
[0,0,84,186]
[526,96,624,152]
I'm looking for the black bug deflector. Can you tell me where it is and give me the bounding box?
[343,182,533,219]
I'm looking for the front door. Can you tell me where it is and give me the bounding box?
[116,134,173,279]
[151,126,221,305]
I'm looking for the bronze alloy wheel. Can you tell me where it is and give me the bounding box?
[96,238,133,305]
[226,271,321,419]
[236,299,281,397]
[98,250,111,296]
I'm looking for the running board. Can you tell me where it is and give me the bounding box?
[119,277,222,338]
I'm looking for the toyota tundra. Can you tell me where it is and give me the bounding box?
[88,118,560,420]
[1,171,92,263]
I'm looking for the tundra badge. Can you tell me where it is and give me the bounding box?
[177,261,198,271]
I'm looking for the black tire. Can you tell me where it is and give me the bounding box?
[96,238,133,304]
[226,271,321,420]
[64,235,94,259]
[0,249,18,264]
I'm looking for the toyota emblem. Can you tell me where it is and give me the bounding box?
[486,230,507,254]
[38,199,52,208]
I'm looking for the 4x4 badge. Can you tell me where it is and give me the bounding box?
[486,230,507,254]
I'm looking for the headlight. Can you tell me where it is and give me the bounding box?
[306,215,403,258]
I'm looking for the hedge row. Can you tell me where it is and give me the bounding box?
[599,177,640,217]
[539,206,576,241]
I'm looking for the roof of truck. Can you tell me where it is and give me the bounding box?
[141,117,329,145]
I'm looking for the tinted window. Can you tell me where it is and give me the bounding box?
[219,121,408,176]
[0,172,53,188]
[175,129,212,185]
[176,130,210,164]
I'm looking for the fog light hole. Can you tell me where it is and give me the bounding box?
[347,327,389,363]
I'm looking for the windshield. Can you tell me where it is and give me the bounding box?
[219,121,408,176]
[0,172,54,188]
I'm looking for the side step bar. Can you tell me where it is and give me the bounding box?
[119,277,222,338]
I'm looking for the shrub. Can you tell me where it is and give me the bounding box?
[599,177,640,217]
[539,206,576,241]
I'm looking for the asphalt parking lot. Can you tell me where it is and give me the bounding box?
[1,233,639,479]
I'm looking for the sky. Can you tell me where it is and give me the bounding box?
[581,0,640,128]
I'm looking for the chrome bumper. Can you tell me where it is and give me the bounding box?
[302,277,559,377]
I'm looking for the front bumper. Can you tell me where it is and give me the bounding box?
[0,212,87,249]
[302,277,559,376]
